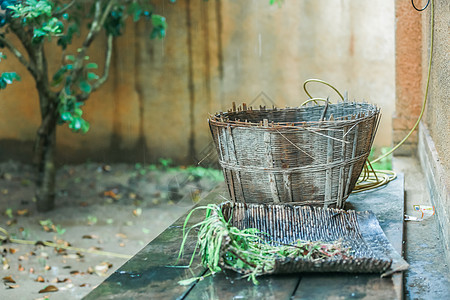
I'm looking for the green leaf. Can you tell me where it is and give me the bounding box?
[85,63,98,69]
[74,108,83,117]
[151,15,167,29]
[32,29,47,43]
[52,66,68,86]
[0,72,21,89]
[66,55,75,62]
[80,120,90,133]
[71,118,82,130]
[60,112,72,122]
[87,72,99,81]
[79,80,91,93]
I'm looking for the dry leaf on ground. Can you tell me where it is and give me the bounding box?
[115,233,127,239]
[39,285,59,293]
[3,275,16,283]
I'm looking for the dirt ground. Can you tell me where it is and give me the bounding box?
[0,161,222,299]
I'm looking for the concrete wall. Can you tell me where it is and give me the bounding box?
[417,0,450,261]
[393,0,423,155]
[0,0,395,164]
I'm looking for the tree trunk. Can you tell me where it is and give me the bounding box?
[35,95,57,212]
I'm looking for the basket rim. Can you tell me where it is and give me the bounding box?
[209,102,380,129]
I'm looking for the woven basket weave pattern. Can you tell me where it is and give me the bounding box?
[209,103,380,208]
[220,202,392,274]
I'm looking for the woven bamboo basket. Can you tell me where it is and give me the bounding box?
[208,102,381,208]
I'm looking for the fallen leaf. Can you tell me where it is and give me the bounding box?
[18,255,28,261]
[2,257,10,270]
[82,234,97,239]
[70,270,80,275]
[35,276,45,282]
[39,285,58,293]
[3,173,12,180]
[132,208,142,217]
[88,246,103,252]
[103,190,119,200]
[129,192,137,199]
[50,277,70,283]
[79,201,89,207]
[16,209,29,216]
[55,239,70,247]
[102,165,112,172]
[18,264,25,272]
[9,248,18,254]
[87,266,94,274]
[79,283,90,287]
[115,233,127,239]
[94,262,113,276]
[6,219,17,226]
[63,254,79,259]
[58,283,74,291]
[62,266,71,269]
[29,267,35,274]
[44,265,51,271]
[3,276,16,283]
[6,284,19,289]
[119,243,125,247]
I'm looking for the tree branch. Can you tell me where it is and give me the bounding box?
[52,0,77,17]
[0,31,37,76]
[77,33,113,101]
[70,0,116,86]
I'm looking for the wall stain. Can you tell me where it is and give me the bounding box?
[201,0,212,111]
[186,0,196,162]
[135,21,148,164]
[215,0,224,80]
[110,38,122,156]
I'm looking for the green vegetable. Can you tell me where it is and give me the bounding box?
[177,204,353,285]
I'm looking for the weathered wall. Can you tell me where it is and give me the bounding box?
[393,0,423,155]
[0,0,395,164]
[421,0,450,172]
[417,0,450,260]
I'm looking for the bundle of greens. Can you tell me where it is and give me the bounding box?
[177,204,353,285]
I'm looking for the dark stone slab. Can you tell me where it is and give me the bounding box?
[84,175,405,300]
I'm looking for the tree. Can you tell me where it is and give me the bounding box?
[0,0,167,211]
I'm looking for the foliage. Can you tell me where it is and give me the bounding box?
[0,0,168,133]
[178,204,353,285]
[369,147,393,170]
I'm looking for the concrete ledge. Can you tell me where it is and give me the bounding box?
[418,122,450,264]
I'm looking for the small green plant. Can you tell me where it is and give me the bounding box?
[183,166,224,182]
[87,215,98,226]
[5,208,13,219]
[39,219,66,235]
[159,158,173,170]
